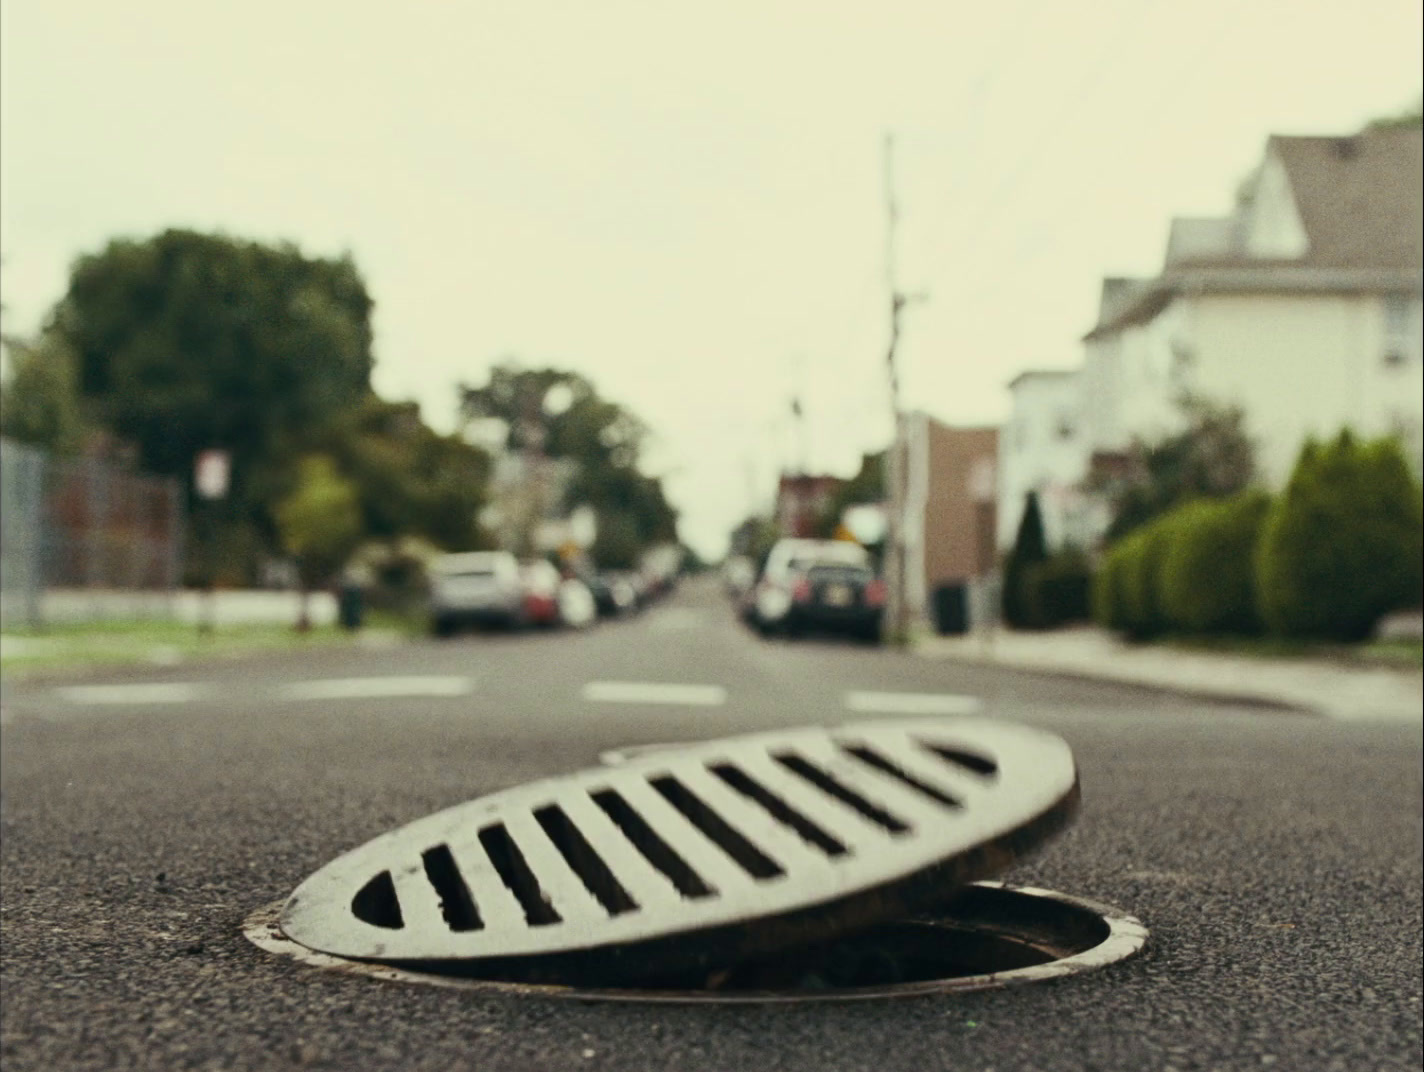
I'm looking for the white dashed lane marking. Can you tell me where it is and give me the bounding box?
[844,691,982,716]
[50,676,476,706]
[55,683,208,706]
[581,681,728,706]
[276,676,475,701]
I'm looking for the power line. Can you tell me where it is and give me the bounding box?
[918,0,1167,279]
[937,0,1253,317]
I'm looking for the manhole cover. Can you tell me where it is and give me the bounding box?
[277,718,1080,985]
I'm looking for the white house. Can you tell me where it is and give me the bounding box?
[1081,128,1423,488]
[996,370,1099,551]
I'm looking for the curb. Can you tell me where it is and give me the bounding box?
[912,642,1315,714]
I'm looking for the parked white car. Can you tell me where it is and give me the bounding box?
[428,551,524,635]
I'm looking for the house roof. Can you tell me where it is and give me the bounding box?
[1007,368,1078,390]
[1084,128,1422,341]
[1272,131,1421,270]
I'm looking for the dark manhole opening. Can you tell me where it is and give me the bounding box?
[318,883,1137,999]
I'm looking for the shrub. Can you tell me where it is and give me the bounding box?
[1256,433,1423,641]
[1116,518,1176,639]
[1091,548,1122,630]
[1003,492,1048,629]
[1159,491,1271,635]
[1023,550,1093,629]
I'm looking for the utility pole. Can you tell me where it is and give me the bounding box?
[881,132,926,646]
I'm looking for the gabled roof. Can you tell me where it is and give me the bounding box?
[1271,131,1421,270]
[1084,128,1422,340]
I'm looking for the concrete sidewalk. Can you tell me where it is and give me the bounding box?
[915,626,1423,722]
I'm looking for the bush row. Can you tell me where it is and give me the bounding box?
[1093,433,1423,641]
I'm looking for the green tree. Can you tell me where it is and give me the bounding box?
[1365,96,1422,130]
[460,363,678,556]
[1255,433,1423,641]
[1002,491,1049,628]
[275,455,364,629]
[1091,397,1256,543]
[47,229,376,578]
[591,509,643,570]
[814,451,886,539]
[0,332,86,454]
[324,396,493,552]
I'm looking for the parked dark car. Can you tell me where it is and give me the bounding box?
[779,561,885,641]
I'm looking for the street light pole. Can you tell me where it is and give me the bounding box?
[881,133,926,646]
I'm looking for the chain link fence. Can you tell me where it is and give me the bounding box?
[0,438,185,629]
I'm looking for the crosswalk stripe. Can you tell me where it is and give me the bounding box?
[275,676,474,701]
[582,681,727,706]
[56,683,206,706]
[843,691,982,716]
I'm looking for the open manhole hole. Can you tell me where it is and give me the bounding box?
[249,718,1147,1000]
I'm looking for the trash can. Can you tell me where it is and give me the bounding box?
[338,581,365,631]
[932,583,969,636]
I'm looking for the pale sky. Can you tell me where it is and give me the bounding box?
[2,1,1420,559]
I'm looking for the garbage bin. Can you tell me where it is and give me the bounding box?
[338,581,365,631]
[932,583,969,636]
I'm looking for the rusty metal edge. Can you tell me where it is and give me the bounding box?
[242,881,1148,1005]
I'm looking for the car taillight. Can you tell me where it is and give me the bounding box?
[864,579,887,606]
[791,579,812,603]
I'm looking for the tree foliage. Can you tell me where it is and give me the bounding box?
[1255,432,1423,641]
[322,396,493,552]
[1365,96,1423,131]
[274,455,364,588]
[0,333,86,454]
[50,229,373,490]
[459,363,678,558]
[814,451,885,540]
[44,229,378,579]
[1090,397,1256,544]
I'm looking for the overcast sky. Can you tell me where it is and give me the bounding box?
[2,1,1420,558]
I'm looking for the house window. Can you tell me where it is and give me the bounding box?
[1383,294,1412,338]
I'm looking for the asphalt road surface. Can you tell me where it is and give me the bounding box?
[2,578,1420,1071]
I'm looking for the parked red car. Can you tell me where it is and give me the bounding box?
[519,561,564,628]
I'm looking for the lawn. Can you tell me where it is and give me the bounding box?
[0,615,414,680]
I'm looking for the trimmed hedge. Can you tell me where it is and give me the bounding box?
[1256,433,1423,641]
[1022,550,1092,629]
[1117,519,1175,638]
[1159,491,1271,635]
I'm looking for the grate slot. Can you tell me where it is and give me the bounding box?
[649,775,785,880]
[919,741,999,778]
[421,845,482,932]
[773,753,910,833]
[477,824,561,927]
[442,840,531,932]
[591,788,716,899]
[710,763,848,857]
[533,804,638,916]
[350,870,404,929]
[840,745,962,809]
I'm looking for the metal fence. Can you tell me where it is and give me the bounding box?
[0,438,185,629]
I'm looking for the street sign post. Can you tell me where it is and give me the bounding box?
[193,450,230,634]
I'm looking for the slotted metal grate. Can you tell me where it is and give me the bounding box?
[280,719,1078,972]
